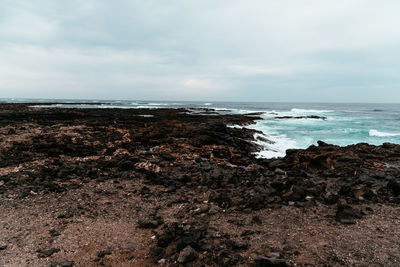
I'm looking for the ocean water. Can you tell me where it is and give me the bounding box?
[2,98,399,158]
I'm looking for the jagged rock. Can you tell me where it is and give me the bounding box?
[254,256,287,266]
[51,260,74,267]
[37,248,60,258]
[138,218,160,229]
[150,246,166,263]
[387,179,400,195]
[178,245,197,263]
[336,202,364,224]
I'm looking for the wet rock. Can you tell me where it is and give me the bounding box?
[275,115,326,120]
[254,256,287,267]
[178,245,197,264]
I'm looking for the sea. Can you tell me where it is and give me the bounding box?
[2,98,400,158]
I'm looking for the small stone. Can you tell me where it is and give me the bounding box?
[122,242,137,251]
[51,260,74,267]
[336,204,363,224]
[387,179,400,195]
[274,168,286,175]
[37,248,60,258]
[254,256,287,267]
[138,219,159,229]
[208,204,221,215]
[252,215,262,225]
[158,258,166,264]
[49,229,61,237]
[0,244,7,250]
[150,246,166,263]
[97,248,112,258]
[178,245,198,264]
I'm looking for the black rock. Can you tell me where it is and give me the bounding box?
[97,248,112,258]
[178,245,198,264]
[387,179,400,195]
[217,249,241,266]
[51,260,74,267]
[150,245,166,263]
[254,256,287,267]
[49,229,61,237]
[138,218,159,229]
[336,204,363,224]
[37,248,60,258]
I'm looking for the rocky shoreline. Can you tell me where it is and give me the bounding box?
[0,103,399,266]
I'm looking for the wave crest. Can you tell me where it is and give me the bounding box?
[291,108,333,113]
[369,129,400,137]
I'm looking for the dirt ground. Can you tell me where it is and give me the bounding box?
[1,179,400,266]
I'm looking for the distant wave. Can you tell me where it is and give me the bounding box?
[203,103,212,106]
[291,108,333,113]
[369,129,400,137]
[212,107,231,111]
[147,103,168,106]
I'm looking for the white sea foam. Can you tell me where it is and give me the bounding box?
[291,108,333,113]
[369,129,400,137]
[203,103,212,106]
[252,132,298,158]
[147,103,168,106]
[135,105,160,109]
[138,115,154,117]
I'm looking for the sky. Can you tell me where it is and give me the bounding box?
[1,0,400,102]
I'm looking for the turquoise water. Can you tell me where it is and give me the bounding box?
[2,99,399,158]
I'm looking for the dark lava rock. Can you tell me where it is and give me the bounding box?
[49,229,61,237]
[97,248,112,258]
[150,245,166,263]
[37,248,60,258]
[336,203,364,224]
[387,179,400,195]
[51,260,74,267]
[178,245,198,264]
[254,256,287,267]
[217,249,241,266]
[137,218,160,229]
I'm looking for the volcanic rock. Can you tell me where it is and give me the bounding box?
[178,245,198,264]
[254,256,287,267]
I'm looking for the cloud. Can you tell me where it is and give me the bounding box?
[0,0,400,101]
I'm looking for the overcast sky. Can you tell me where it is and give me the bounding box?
[1,0,400,102]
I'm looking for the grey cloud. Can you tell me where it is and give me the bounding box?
[0,0,400,102]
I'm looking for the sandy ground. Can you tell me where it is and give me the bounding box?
[1,179,400,266]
